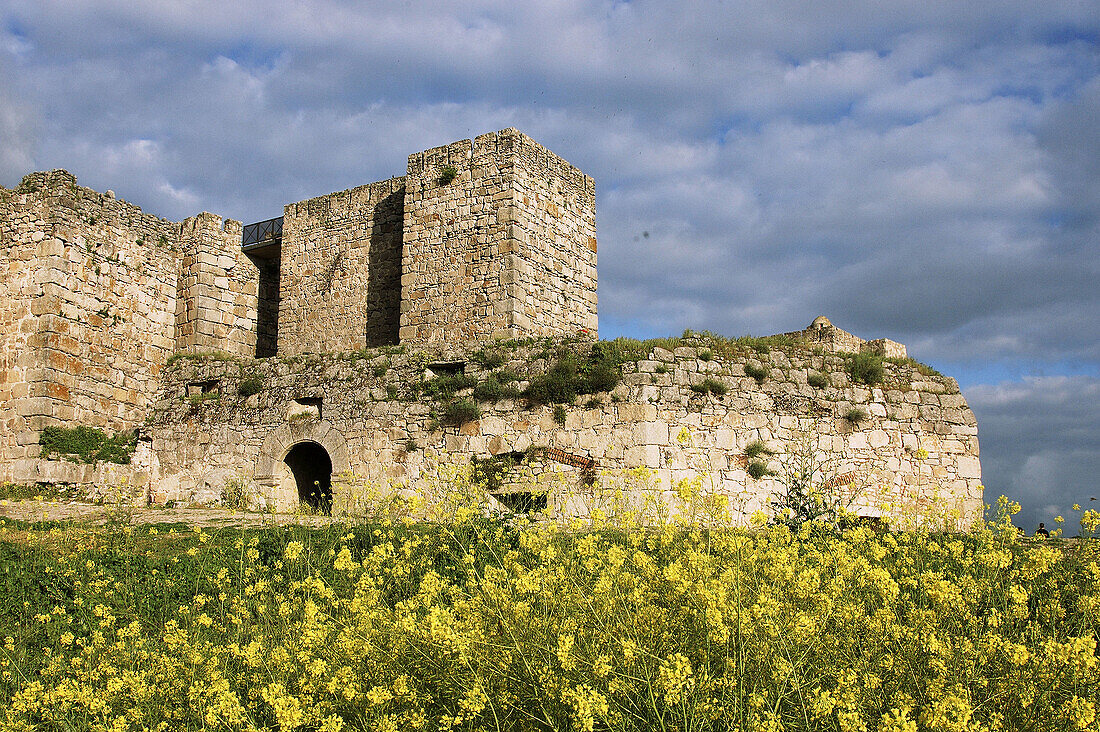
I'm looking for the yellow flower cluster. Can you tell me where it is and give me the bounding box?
[1,495,1099,731]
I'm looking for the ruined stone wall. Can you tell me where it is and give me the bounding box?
[0,179,52,471]
[278,179,405,356]
[399,129,598,347]
[785,318,908,360]
[144,338,982,527]
[0,171,180,481]
[175,213,259,358]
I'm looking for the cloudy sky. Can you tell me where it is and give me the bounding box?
[2,0,1097,530]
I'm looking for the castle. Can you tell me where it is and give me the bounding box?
[0,129,983,525]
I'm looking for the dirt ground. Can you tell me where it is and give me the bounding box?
[0,499,340,528]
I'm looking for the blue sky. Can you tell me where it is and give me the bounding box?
[2,0,1098,530]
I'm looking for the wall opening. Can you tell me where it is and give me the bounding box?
[255,259,280,357]
[283,441,332,513]
[242,216,282,358]
[187,380,220,397]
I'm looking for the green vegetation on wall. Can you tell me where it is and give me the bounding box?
[39,426,136,465]
[523,343,622,406]
[844,352,885,385]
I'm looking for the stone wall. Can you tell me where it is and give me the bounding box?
[278,179,405,356]
[508,131,598,338]
[399,129,597,347]
[0,171,181,480]
[399,134,515,345]
[0,171,264,483]
[175,212,259,358]
[143,337,982,528]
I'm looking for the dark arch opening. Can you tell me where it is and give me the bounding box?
[284,441,332,514]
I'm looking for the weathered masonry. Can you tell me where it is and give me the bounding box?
[0,129,982,527]
[246,128,598,357]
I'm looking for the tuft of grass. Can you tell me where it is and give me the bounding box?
[886,356,942,377]
[746,461,773,480]
[39,426,136,465]
[523,345,622,406]
[743,439,774,460]
[438,165,458,185]
[0,482,79,501]
[421,373,477,400]
[473,376,520,403]
[845,352,884,386]
[237,374,265,397]
[471,349,505,369]
[807,372,828,389]
[844,407,869,424]
[690,378,728,396]
[553,404,567,425]
[744,363,768,384]
[442,399,481,426]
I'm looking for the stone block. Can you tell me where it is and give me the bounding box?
[956,455,982,479]
[868,430,890,448]
[616,403,655,422]
[623,444,659,468]
[634,421,669,446]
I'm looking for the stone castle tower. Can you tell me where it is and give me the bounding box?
[250,128,597,357]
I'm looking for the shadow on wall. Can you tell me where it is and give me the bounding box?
[365,189,404,347]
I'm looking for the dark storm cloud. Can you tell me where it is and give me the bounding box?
[966,376,1100,532]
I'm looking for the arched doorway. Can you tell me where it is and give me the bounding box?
[283,441,333,513]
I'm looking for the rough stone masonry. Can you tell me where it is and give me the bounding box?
[0,129,982,526]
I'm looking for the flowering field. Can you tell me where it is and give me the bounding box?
[1,501,1098,731]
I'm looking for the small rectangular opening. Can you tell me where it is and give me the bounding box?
[426,361,466,379]
[187,380,220,397]
[294,396,323,421]
[491,491,548,515]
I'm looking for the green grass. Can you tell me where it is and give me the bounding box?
[437,165,458,185]
[746,460,772,479]
[844,351,885,386]
[523,344,622,406]
[743,362,768,383]
[690,377,729,396]
[886,356,943,377]
[38,426,136,465]
[237,373,265,397]
[442,398,481,426]
[843,407,869,424]
[743,439,774,460]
